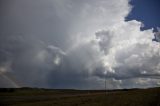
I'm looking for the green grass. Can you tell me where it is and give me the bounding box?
[0,87,160,106]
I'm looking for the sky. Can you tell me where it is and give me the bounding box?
[126,0,160,31]
[0,0,160,89]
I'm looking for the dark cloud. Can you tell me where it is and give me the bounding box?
[0,0,159,89]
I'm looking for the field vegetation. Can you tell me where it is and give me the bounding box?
[0,87,160,106]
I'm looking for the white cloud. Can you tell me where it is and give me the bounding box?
[94,20,160,88]
[0,0,159,89]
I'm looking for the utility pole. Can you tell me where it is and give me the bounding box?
[104,71,107,95]
[105,76,107,95]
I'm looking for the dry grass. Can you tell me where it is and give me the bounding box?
[0,87,160,106]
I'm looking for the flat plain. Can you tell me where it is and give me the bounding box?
[0,87,160,106]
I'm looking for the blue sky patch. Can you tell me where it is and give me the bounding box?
[126,0,160,31]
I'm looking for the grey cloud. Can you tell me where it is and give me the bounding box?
[96,30,113,54]
[93,21,160,88]
[0,0,159,89]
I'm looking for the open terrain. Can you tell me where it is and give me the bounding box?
[0,87,160,106]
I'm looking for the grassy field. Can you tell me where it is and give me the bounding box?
[0,87,160,106]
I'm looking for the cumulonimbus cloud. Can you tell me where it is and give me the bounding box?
[0,0,159,89]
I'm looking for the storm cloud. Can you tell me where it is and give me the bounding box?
[0,0,159,89]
